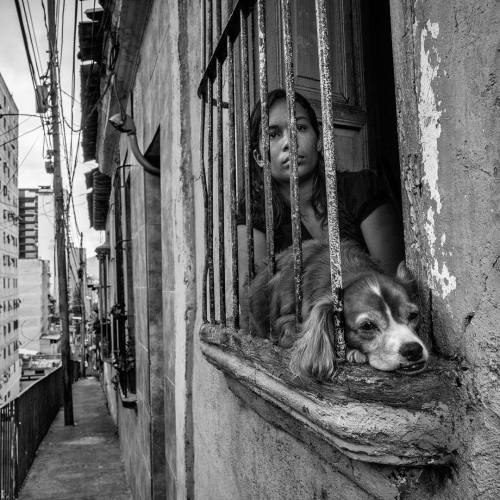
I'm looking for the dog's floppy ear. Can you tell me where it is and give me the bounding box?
[289,297,336,381]
[396,261,418,298]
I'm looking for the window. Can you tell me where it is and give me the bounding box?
[111,160,136,399]
[196,0,451,467]
[199,0,401,343]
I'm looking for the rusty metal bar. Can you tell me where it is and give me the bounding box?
[200,94,208,324]
[198,0,256,99]
[315,0,345,360]
[280,0,302,327]
[240,9,254,287]
[206,0,216,323]
[227,35,239,329]
[201,0,209,323]
[257,0,274,284]
[207,80,216,323]
[216,0,226,325]
[207,0,213,56]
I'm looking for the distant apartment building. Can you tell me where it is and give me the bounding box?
[18,259,50,353]
[19,186,56,298]
[0,73,20,403]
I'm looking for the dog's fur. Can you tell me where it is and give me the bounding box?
[246,240,429,380]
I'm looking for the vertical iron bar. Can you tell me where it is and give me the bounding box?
[257,0,274,337]
[201,0,208,324]
[200,99,208,324]
[315,0,345,360]
[257,0,274,275]
[206,1,216,323]
[216,0,226,325]
[227,35,239,329]
[280,0,302,327]
[207,81,216,323]
[240,9,254,286]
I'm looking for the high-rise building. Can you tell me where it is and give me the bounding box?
[19,186,56,299]
[18,259,50,353]
[0,73,20,403]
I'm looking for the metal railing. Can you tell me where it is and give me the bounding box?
[0,367,62,499]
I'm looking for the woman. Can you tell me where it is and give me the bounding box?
[237,89,404,294]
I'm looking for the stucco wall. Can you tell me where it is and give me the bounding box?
[102,0,500,498]
[390,0,500,497]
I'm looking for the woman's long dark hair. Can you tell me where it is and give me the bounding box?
[238,89,328,231]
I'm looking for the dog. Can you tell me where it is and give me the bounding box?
[246,239,429,381]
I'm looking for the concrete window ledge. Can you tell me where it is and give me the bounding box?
[119,386,137,410]
[200,324,460,466]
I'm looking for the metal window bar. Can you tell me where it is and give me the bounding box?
[199,0,345,360]
[216,0,226,326]
[227,31,239,329]
[240,8,255,302]
[315,0,345,359]
[257,0,275,285]
[280,0,303,327]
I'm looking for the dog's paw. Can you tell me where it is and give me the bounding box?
[279,324,301,348]
[346,348,367,364]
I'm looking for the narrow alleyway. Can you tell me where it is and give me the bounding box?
[18,377,132,500]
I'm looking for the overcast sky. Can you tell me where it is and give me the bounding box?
[0,0,104,257]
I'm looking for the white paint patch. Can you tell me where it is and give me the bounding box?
[418,20,457,298]
[425,206,436,257]
[430,260,457,298]
[419,20,442,214]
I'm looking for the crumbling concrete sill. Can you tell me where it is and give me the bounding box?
[200,324,460,467]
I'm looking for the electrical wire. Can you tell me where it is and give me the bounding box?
[0,116,34,139]
[0,124,44,149]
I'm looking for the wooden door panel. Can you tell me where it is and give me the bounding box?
[265,0,368,172]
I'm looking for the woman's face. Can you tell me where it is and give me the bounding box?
[255,99,321,185]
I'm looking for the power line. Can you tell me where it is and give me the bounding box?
[0,116,34,139]
[0,124,44,149]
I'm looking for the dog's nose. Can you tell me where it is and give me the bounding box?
[399,342,423,361]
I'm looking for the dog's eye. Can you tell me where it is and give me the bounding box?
[408,311,419,322]
[359,321,377,331]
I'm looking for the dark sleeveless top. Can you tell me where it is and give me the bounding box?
[237,170,389,253]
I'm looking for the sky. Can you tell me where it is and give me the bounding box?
[0,0,104,257]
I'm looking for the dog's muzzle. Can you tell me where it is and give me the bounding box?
[396,341,428,374]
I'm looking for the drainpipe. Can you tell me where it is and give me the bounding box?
[108,114,161,177]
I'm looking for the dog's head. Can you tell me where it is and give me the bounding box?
[290,262,429,380]
[343,262,428,374]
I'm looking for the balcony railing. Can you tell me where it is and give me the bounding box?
[0,366,62,499]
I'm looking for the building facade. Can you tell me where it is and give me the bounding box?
[18,259,50,354]
[19,186,56,299]
[81,1,499,499]
[0,73,20,403]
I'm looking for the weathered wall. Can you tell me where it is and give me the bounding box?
[100,0,499,498]
[101,131,165,499]
[390,0,500,497]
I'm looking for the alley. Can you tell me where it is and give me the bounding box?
[18,377,131,500]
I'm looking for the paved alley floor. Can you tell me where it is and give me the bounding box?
[19,377,132,500]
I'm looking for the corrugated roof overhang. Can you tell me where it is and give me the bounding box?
[80,63,101,162]
[86,168,111,231]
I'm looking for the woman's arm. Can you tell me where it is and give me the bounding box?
[360,203,405,275]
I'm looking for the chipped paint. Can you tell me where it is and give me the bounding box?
[419,20,442,213]
[418,20,457,298]
[425,207,436,257]
[430,261,457,298]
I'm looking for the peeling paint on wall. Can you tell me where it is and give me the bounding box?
[418,20,457,298]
